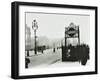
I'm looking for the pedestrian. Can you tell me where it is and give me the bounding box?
[53,48,55,53]
[27,50,29,56]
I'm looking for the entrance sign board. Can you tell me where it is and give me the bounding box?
[65,23,80,45]
[65,23,79,38]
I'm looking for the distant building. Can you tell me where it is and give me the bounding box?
[25,25,31,50]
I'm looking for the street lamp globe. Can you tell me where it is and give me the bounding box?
[32,19,38,31]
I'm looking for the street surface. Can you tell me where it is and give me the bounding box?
[26,48,90,68]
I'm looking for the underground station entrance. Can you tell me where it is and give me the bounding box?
[61,23,89,65]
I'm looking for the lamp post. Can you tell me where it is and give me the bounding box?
[32,19,38,55]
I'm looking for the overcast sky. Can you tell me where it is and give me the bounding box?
[25,12,90,44]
